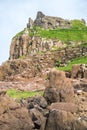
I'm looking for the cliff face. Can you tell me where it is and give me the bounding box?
[10,32,63,60]
[10,33,30,59]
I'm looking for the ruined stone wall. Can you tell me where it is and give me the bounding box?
[27,11,71,29]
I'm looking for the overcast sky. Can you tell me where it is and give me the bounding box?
[0,0,87,64]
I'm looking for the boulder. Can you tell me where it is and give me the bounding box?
[45,110,74,130]
[0,94,34,130]
[45,109,87,130]
[48,102,78,113]
[44,68,74,104]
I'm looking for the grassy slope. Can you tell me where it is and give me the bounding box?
[38,29,87,42]
[7,89,43,99]
[57,56,87,71]
[31,20,87,42]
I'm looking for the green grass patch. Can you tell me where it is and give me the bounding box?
[7,89,43,99]
[38,29,87,42]
[71,19,86,29]
[57,56,87,71]
[13,20,87,43]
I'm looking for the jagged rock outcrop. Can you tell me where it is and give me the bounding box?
[27,18,34,28]
[10,33,30,59]
[28,11,71,29]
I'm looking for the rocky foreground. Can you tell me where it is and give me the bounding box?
[0,69,87,130]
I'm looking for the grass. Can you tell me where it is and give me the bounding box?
[7,89,43,99]
[38,29,87,42]
[57,56,87,71]
[71,19,86,29]
[13,20,87,43]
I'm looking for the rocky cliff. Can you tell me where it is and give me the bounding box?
[10,11,86,60]
[0,12,87,130]
[10,33,64,60]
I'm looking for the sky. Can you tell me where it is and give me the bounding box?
[0,0,87,65]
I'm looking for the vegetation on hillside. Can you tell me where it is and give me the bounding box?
[37,28,87,42]
[70,19,86,29]
[57,56,87,71]
[29,19,87,42]
[13,19,87,43]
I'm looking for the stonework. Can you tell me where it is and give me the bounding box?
[27,11,71,29]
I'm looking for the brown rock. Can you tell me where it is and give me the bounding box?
[10,33,30,60]
[0,95,34,130]
[30,108,46,130]
[45,110,75,130]
[33,11,71,29]
[48,102,78,113]
[44,68,74,104]
[27,95,47,109]
[84,69,87,79]
[45,109,87,130]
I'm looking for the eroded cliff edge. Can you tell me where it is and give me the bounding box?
[9,11,86,60]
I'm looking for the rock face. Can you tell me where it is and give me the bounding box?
[28,11,71,29]
[10,33,87,65]
[44,68,74,104]
[10,33,30,59]
[10,34,64,60]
